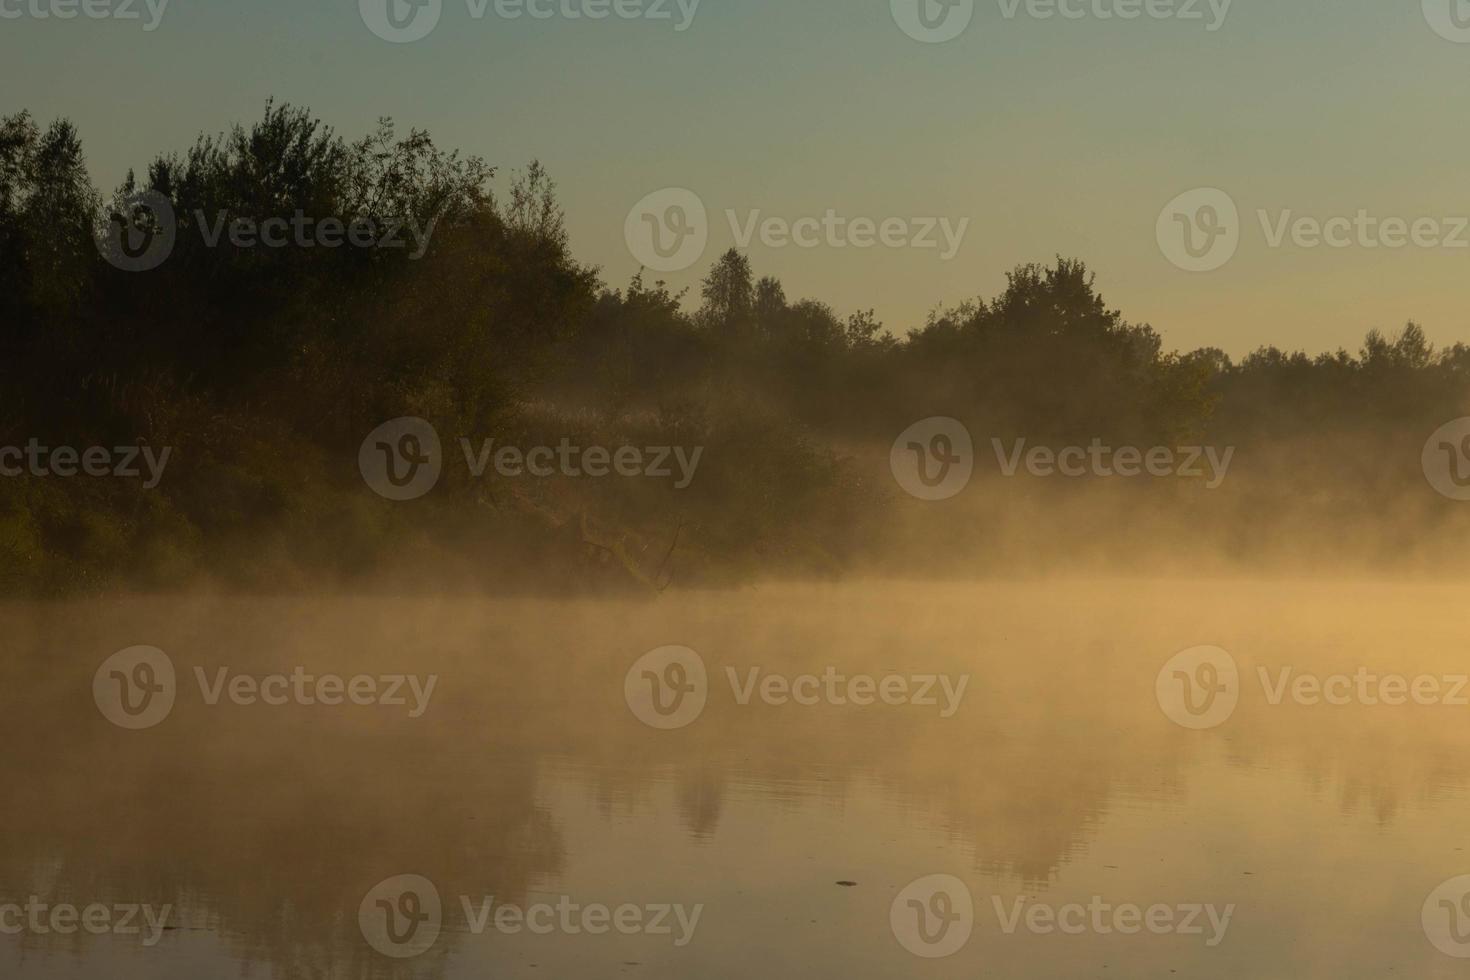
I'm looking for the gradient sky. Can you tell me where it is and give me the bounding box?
[5,0,1469,356]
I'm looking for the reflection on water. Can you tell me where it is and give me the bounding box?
[2,580,1468,978]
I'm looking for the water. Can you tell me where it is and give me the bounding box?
[2,579,1468,978]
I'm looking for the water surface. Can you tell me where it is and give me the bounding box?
[2,580,1466,978]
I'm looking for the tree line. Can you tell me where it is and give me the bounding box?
[2,103,1466,593]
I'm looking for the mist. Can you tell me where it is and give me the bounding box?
[4,73,1470,980]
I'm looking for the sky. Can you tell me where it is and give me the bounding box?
[5,0,1470,357]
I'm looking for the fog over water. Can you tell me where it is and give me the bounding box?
[4,578,1469,978]
[7,5,1470,976]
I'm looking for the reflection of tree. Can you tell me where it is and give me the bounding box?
[674,768,727,841]
[0,721,563,980]
[3,583,1468,975]
[0,605,570,979]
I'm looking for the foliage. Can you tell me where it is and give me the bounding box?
[1,104,1467,593]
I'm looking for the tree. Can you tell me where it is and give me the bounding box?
[699,248,753,333]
